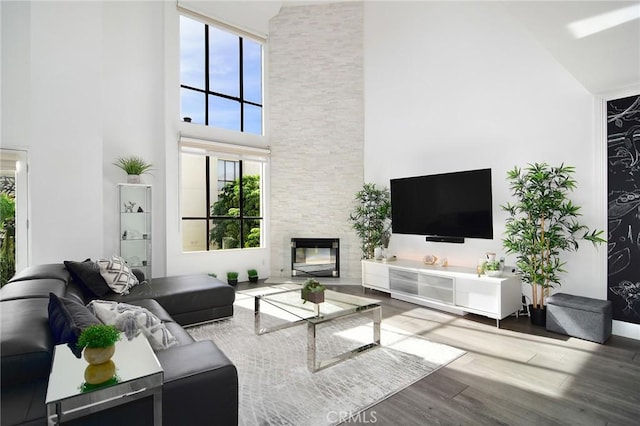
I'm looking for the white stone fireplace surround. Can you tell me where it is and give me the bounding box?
[268,2,364,284]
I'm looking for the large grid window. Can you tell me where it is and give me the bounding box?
[181,152,264,252]
[180,15,263,135]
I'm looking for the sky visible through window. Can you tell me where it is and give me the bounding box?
[180,15,262,134]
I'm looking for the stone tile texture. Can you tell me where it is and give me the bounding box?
[268,2,365,281]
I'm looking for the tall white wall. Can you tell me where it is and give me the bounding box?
[102,1,166,277]
[2,1,104,263]
[1,1,166,274]
[364,1,616,329]
[268,2,364,282]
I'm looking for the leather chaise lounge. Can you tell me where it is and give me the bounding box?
[0,263,238,426]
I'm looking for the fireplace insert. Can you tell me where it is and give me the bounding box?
[291,238,339,278]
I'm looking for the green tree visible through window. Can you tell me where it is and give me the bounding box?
[0,192,16,286]
[210,174,261,249]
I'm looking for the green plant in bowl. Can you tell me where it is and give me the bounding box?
[247,269,258,283]
[113,156,153,176]
[78,324,121,365]
[301,278,326,304]
[78,324,121,349]
[484,260,502,277]
[302,278,325,293]
[227,271,239,286]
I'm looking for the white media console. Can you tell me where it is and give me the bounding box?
[361,259,522,327]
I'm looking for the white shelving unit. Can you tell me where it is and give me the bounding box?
[118,184,151,278]
[362,259,522,327]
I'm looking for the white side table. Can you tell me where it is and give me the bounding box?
[46,333,163,425]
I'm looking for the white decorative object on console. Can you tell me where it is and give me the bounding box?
[362,259,522,327]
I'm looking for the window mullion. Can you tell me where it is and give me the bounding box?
[204,24,210,126]
[205,157,211,251]
[239,38,244,132]
[238,160,244,247]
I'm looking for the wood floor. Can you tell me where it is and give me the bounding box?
[339,286,640,426]
[236,281,640,425]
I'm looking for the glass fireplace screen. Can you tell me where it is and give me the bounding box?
[291,238,339,278]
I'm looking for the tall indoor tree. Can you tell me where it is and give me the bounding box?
[349,183,392,259]
[502,163,605,320]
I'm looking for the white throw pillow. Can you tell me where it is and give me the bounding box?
[87,300,177,350]
[97,255,138,295]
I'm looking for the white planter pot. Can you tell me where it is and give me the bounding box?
[127,174,141,184]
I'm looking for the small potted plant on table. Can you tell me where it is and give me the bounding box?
[78,324,121,385]
[78,324,121,365]
[301,278,326,304]
[247,269,259,283]
[227,271,239,286]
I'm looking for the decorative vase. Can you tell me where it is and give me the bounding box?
[301,289,325,304]
[529,305,546,327]
[84,360,116,385]
[249,276,259,283]
[228,279,238,286]
[127,174,141,184]
[83,345,115,365]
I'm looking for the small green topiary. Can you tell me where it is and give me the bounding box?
[302,278,325,293]
[227,271,239,280]
[247,269,258,277]
[78,324,121,349]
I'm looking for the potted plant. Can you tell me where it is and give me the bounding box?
[301,278,326,304]
[247,269,259,283]
[502,163,604,326]
[113,156,153,184]
[484,260,503,277]
[349,183,392,259]
[78,324,121,365]
[227,271,239,286]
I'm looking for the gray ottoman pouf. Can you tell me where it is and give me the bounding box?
[546,293,612,344]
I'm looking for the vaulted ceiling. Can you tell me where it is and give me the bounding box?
[503,1,639,94]
[182,1,639,95]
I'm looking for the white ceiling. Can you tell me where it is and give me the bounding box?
[184,0,639,95]
[502,1,640,94]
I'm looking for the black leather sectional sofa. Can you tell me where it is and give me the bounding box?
[0,263,238,425]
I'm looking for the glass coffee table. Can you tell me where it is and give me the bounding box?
[46,333,163,425]
[254,285,382,372]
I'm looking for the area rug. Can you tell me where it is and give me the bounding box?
[187,287,465,426]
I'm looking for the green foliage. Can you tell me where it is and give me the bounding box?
[502,163,605,308]
[485,260,501,271]
[0,193,16,287]
[227,271,239,280]
[302,278,325,293]
[78,325,121,349]
[349,183,392,259]
[247,269,258,277]
[113,156,153,175]
[210,175,261,249]
[0,193,15,223]
[208,272,217,278]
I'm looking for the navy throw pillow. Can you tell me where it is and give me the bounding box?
[48,293,102,358]
[64,259,112,297]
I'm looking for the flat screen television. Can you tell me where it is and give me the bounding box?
[390,168,493,242]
